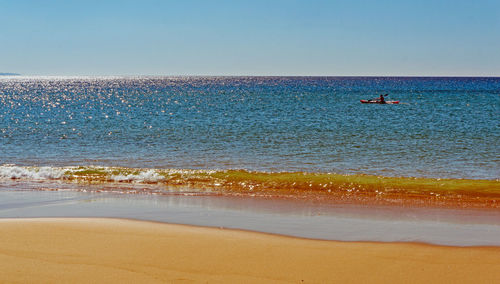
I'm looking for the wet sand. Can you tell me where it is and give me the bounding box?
[3,190,500,246]
[1,218,499,283]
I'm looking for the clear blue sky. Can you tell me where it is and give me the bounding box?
[1,0,499,76]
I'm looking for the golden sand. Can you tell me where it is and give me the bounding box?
[0,218,499,283]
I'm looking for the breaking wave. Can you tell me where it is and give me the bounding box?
[1,165,499,208]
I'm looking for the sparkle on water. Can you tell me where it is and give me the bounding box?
[1,76,499,179]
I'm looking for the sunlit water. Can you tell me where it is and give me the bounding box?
[1,76,499,179]
[1,76,499,244]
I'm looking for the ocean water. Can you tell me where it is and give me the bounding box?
[1,76,498,180]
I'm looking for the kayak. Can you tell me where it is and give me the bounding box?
[360,100,399,104]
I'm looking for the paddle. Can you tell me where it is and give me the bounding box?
[370,94,389,101]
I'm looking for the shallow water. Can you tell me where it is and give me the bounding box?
[1,189,500,246]
[1,165,498,209]
[1,76,499,179]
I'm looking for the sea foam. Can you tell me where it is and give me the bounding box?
[0,165,66,180]
[111,169,165,183]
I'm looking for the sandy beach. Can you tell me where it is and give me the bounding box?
[0,218,499,283]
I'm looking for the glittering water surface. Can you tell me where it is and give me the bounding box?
[1,76,499,179]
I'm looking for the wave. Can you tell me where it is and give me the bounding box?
[1,165,499,208]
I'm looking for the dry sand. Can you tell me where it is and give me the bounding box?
[0,218,499,283]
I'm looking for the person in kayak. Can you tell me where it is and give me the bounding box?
[378,94,386,104]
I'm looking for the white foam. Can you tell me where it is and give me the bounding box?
[111,169,165,183]
[0,165,66,180]
[0,165,215,184]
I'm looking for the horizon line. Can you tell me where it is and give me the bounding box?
[2,74,500,78]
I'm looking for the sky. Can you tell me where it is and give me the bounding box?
[1,0,499,76]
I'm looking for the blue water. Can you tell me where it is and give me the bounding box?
[1,76,499,179]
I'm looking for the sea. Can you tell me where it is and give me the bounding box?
[1,76,499,245]
[1,76,498,178]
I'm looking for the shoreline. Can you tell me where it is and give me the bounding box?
[2,189,500,246]
[3,216,500,248]
[1,165,499,210]
[1,218,500,283]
